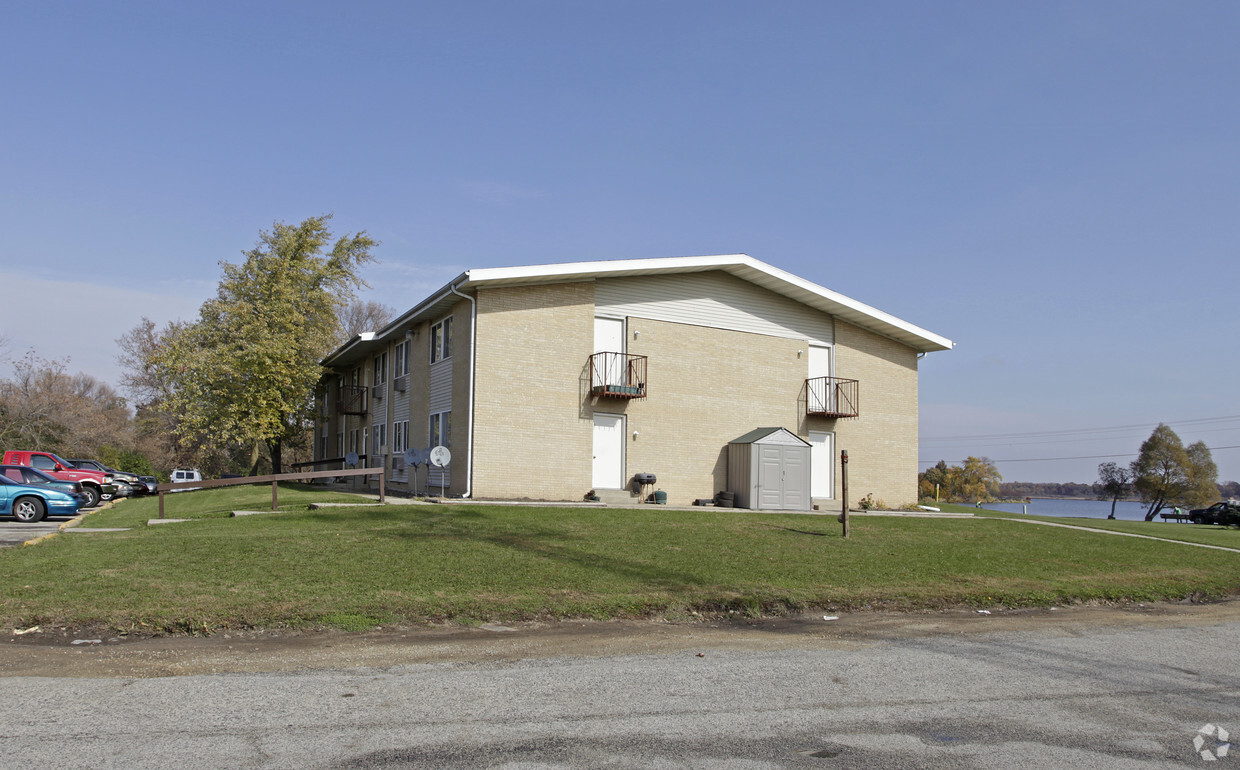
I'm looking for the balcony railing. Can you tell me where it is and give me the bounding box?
[806,376,859,418]
[337,385,368,415]
[589,352,648,399]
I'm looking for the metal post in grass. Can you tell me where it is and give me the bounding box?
[158,490,165,519]
[840,449,850,539]
[272,481,279,511]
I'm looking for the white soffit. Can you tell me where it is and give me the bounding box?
[459,254,954,353]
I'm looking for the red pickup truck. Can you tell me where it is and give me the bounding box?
[1,450,116,508]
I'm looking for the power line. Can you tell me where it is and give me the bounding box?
[918,443,1240,467]
[925,424,1240,450]
[921,414,1240,443]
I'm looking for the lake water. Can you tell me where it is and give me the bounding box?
[983,498,1163,522]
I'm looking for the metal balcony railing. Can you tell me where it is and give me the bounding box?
[336,385,368,415]
[806,376,859,418]
[589,352,648,399]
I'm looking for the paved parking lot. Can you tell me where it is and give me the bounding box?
[0,515,75,547]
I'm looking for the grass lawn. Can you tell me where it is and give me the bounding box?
[937,503,1240,550]
[2,487,1239,634]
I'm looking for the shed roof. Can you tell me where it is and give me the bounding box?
[728,427,811,446]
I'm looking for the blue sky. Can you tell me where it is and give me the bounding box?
[2,1,1237,483]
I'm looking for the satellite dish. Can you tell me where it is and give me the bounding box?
[413,447,430,466]
[430,446,452,467]
[403,448,418,465]
[345,451,359,467]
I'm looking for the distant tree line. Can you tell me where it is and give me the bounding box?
[0,349,155,477]
[926,424,1228,522]
[997,481,1096,499]
[0,216,393,480]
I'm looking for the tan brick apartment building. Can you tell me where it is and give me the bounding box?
[316,255,953,509]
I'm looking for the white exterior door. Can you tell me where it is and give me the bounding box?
[807,344,832,412]
[592,413,625,488]
[593,317,625,387]
[809,431,834,499]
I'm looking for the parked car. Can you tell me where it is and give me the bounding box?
[0,475,82,522]
[169,467,203,491]
[1189,501,1240,526]
[1,451,116,508]
[65,459,152,496]
[138,475,159,494]
[0,465,89,507]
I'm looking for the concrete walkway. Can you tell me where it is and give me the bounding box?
[978,514,1240,554]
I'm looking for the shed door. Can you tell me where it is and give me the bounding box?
[781,447,808,510]
[592,413,625,488]
[757,445,809,510]
[758,446,785,509]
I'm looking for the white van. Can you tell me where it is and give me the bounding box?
[169,467,203,491]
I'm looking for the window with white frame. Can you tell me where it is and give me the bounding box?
[373,351,387,385]
[348,429,359,453]
[393,420,408,454]
[372,423,386,454]
[394,339,409,376]
[430,410,451,448]
[337,433,344,456]
[362,427,369,457]
[430,317,452,363]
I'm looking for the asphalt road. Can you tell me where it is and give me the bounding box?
[0,514,73,547]
[2,604,1238,768]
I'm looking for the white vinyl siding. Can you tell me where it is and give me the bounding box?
[429,360,452,414]
[595,271,834,345]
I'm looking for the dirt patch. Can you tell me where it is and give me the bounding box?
[4,599,1238,679]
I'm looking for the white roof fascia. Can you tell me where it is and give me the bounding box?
[322,331,378,368]
[456,254,954,353]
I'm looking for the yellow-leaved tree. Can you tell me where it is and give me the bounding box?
[155,215,376,474]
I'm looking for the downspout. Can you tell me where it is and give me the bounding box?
[449,281,476,498]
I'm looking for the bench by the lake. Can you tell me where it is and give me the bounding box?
[1159,511,1191,523]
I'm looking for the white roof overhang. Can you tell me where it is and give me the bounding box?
[322,254,953,366]
[457,254,954,353]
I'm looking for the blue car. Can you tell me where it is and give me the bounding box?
[0,475,82,522]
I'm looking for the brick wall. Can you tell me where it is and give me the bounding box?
[832,320,920,508]
[622,318,807,505]
[457,282,921,508]
[472,283,595,499]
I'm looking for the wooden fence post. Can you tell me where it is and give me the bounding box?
[840,450,849,539]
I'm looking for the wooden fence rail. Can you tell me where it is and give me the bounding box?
[157,467,385,519]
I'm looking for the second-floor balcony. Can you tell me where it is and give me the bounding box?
[806,376,859,418]
[337,385,368,415]
[589,352,647,399]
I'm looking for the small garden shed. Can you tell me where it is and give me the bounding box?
[727,427,812,511]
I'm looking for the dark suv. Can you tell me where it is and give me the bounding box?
[66,459,152,495]
[1188,501,1240,526]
